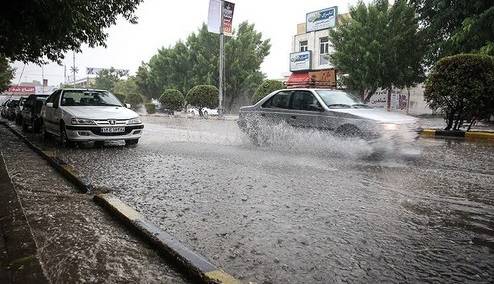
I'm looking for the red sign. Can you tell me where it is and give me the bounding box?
[7,86,36,93]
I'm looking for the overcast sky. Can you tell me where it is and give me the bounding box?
[12,0,363,86]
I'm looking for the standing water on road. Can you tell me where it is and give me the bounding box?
[25,117,494,283]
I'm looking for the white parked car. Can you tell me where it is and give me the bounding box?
[187,107,218,118]
[41,88,144,146]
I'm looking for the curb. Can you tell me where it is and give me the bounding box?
[420,128,494,141]
[94,194,240,284]
[0,121,90,193]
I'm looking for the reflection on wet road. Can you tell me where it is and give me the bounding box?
[23,117,494,283]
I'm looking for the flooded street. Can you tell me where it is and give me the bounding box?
[17,117,494,283]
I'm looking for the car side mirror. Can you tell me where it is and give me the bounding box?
[46,102,54,108]
[308,103,324,112]
[125,103,131,109]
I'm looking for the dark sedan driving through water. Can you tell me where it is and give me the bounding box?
[238,88,421,147]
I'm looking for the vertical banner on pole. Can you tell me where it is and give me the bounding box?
[222,1,235,36]
[208,0,235,36]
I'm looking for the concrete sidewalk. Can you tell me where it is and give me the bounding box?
[0,152,49,283]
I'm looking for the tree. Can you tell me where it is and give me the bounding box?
[329,0,424,102]
[252,80,284,103]
[126,93,144,109]
[146,22,270,112]
[135,63,160,99]
[113,77,139,97]
[0,0,142,63]
[424,54,494,130]
[0,56,14,92]
[93,68,125,91]
[412,0,494,65]
[159,89,185,114]
[114,93,127,104]
[186,85,219,116]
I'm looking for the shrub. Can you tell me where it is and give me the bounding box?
[186,85,219,111]
[114,93,127,104]
[159,89,185,114]
[126,93,144,109]
[252,80,284,104]
[424,54,494,130]
[145,103,156,114]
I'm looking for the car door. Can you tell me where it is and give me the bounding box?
[43,90,61,133]
[258,90,293,125]
[289,90,324,129]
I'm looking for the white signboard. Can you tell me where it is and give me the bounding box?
[306,7,337,32]
[290,51,311,71]
[86,68,129,76]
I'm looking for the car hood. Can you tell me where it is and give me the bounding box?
[63,106,139,120]
[330,108,417,124]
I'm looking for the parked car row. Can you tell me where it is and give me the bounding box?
[1,88,144,147]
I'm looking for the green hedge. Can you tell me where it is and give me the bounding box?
[126,93,144,108]
[186,85,218,109]
[145,103,156,114]
[159,89,185,112]
[252,80,284,104]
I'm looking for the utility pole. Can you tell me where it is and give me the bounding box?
[218,0,224,117]
[41,65,45,93]
[72,52,76,85]
[64,65,67,85]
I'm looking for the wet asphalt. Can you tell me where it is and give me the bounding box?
[11,116,494,283]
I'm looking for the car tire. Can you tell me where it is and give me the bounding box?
[125,139,139,146]
[94,141,105,148]
[41,122,50,140]
[22,120,28,131]
[60,123,75,148]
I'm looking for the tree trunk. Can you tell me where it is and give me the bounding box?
[445,112,454,130]
[386,88,392,111]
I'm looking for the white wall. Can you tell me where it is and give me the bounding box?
[293,30,334,70]
[368,84,433,115]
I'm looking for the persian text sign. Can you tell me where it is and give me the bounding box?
[306,7,337,32]
[7,86,36,93]
[290,51,311,71]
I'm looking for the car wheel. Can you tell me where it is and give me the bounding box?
[60,123,75,147]
[94,141,105,148]
[22,120,28,131]
[335,125,364,139]
[125,139,139,146]
[41,122,50,140]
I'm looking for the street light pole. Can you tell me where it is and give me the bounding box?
[218,0,224,117]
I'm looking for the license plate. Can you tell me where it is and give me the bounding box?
[101,127,125,133]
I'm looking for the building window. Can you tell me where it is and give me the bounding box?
[299,40,308,52]
[319,37,329,65]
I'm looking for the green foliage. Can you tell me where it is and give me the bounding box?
[252,80,284,103]
[0,0,143,63]
[135,63,160,99]
[93,68,125,91]
[144,22,270,112]
[159,89,185,112]
[412,0,494,65]
[329,0,424,101]
[126,93,144,109]
[186,85,219,110]
[424,54,494,130]
[113,77,138,96]
[0,56,14,92]
[144,103,156,114]
[114,93,127,104]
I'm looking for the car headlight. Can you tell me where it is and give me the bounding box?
[381,123,399,131]
[71,118,96,125]
[128,117,142,124]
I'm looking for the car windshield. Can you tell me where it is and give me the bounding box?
[316,90,370,109]
[61,90,123,107]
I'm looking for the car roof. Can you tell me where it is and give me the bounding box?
[59,88,108,92]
